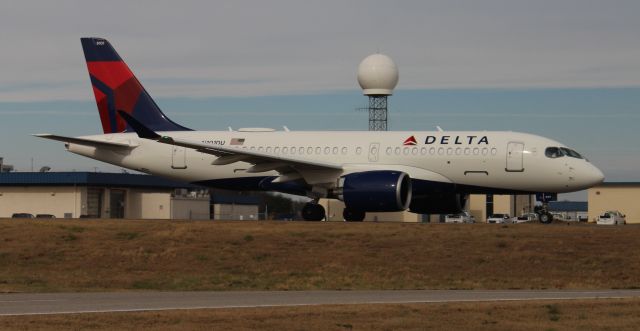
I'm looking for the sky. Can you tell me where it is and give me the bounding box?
[1,0,639,200]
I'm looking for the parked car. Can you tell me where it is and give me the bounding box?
[445,212,476,223]
[514,213,539,223]
[11,213,34,218]
[487,214,514,224]
[35,214,56,219]
[596,211,626,225]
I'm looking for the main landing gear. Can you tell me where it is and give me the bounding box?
[343,208,365,222]
[302,202,325,221]
[301,202,366,222]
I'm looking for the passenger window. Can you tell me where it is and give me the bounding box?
[447,148,453,155]
[266,146,272,153]
[275,147,280,154]
[356,147,363,155]
[412,147,418,155]
[438,147,444,155]
[299,147,304,154]
[464,148,470,155]
[403,148,410,155]
[258,146,264,152]
[324,147,330,154]
[473,148,479,155]
[421,147,427,155]
[482,148,488,155]
[315,147,321,154]
[386,147,392,155]
[491,148,497,155]
[283,147,288,154]
[332,147,338,154]
[430,147,436,155]
[455,148,461,155]
[341,147,348,155]
[290,147,295,154]
[395,147,401,155]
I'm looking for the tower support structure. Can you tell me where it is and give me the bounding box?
[368,96,388,131]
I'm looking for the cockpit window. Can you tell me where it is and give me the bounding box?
[560,147,583,159]
[545,147,561,158]
[545,147,583,159]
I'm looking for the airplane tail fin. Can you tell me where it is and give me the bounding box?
[80,37,191,134]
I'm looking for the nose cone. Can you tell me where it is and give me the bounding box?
[584,164,605,187]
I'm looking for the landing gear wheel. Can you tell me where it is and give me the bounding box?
[538,212,554,224]
[343,208,365,222]
[302,203,325,221]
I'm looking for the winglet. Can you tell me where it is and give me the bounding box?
[118,110,161,139]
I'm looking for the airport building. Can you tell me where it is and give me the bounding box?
[0,172,210,219]
[1,169,636,224]
[588,183,640,224]
[212,195,261,220]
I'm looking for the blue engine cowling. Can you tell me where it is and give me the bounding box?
[338,171,412,212]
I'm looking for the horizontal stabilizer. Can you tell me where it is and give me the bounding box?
[34,134,136,148]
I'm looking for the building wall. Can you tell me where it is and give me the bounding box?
[469,194,487,223]
[171,197,210,220]
[213,204,259,220]
[128,191,172,219]
[493,195,513,215]
[365,210,422,222]
[588,185,640,224]
[0,186,82,218]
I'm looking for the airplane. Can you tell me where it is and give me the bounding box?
[36,37,605,222]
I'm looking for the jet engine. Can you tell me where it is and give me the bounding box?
[336,171,412,212]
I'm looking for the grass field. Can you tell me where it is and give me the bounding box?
[2,299,640,330]
[1,219,639,292]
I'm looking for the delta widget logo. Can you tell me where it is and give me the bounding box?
[403,135,417,145]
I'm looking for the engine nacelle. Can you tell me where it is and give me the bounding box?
[409,193,467,214]
[337,171,412,212]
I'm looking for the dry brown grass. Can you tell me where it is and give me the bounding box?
[2,299,640,330]
[1,220,639,292]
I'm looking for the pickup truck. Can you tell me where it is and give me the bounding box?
[596,211,626,225]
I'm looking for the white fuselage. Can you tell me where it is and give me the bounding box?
[65,130,604,195]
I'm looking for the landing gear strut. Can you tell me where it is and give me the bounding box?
[537,202,554,224]
[343,208,365,222]
[302,202,325,221]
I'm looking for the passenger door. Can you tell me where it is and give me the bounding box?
[171,146,187,169]
[506,142,524,172]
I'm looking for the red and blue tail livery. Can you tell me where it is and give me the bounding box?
[81,38,190,134]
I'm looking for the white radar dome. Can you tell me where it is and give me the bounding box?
[357,53,399,96]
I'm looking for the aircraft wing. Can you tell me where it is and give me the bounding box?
[34,134,136,149]
[156,134,343,170]
[118,111,342,183]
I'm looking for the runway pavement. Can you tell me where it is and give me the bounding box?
[1,289,639,316]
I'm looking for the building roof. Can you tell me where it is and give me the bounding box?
[593,182,640,187]
[548,201,588,212]
[0,172,202,189]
